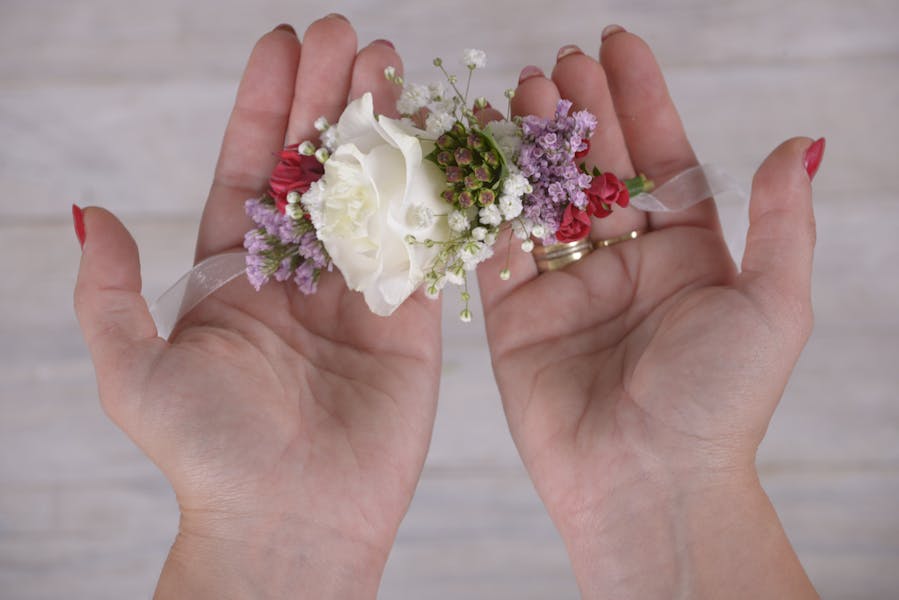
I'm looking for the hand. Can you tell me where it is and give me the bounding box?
[74,17,437,599]
[477,30,820,598]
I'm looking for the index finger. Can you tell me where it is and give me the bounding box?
[195,26,301,263]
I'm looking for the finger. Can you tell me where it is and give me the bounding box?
[286,14,358,144]
[73,207,164,427]
[738,137,821,340]
[550,44,648,241]
[349,40,403,117]
[601,30,720,231]
[478,67,558,314]
[474,106,504,127]
[196,25,301,262]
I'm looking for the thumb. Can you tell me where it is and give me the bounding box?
[73,206,163,424]
[738,137,824,339]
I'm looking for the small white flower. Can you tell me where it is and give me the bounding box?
[478,204,502,227]
[425,111,456,136]
[531,224,546,238]
[502,170,531,198]
[499,194,523,220]
[461,48,487,69]
[384,66,397,81]
[298,141,316,156]
[471,226,487,241]
[397,83,430,116]
[459,308,472,323]
[484,231,497,246]
[445,265,466,286]
[499,268,511,280]
[287,191,301,204]
[424,275,445,299]
[461,240,483,260]
[511,219,530,240]
[407,204,436,231]
[286,203,304,220]
[314,147,330,163]
[448,210,471,233]
[488,120,523,158]
[427,81,448,102]
[320,127,340,152]
[521,239,535,252]
[314,116,329,132]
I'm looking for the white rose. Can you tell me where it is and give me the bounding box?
[306,93,449,316]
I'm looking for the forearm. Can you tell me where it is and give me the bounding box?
[154,513,386,599]
[559,468,818,599]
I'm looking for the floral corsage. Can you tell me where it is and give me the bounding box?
[243,50,654,320]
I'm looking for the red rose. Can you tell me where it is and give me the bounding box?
[574,137,591,160]
[269,144,325,213]
[556,203,592,243]
[586,172,629,218]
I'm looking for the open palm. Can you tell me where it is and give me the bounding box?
[478,32,817,548]
[74,17,439,576]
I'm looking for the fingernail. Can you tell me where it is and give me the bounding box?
[601,24,626,42]
[557,44,583,61]
[803,137,826,181]
[325,13,349,22]
[371,38,395,50]
[273,23,295,34]
[518,65,544,84]
[72,204,86,249]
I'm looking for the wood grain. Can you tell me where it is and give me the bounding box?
[1,0,897,597]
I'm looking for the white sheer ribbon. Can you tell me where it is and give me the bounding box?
[148,164,749,338]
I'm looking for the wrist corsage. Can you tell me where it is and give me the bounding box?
[243,49,653,320]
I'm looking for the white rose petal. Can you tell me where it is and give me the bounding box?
[314,93,449,316]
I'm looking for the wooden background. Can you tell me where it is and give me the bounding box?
[1,0,897,597]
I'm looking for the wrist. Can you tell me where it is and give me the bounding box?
[154,509,388,599]
[556,463,817,599]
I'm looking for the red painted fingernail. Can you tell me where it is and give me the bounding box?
[72,204,86,249]
[325,13,349,22]
[601,24,626,41]
[273,23,295,34]
[518,65,544,84]
[557,44,583,61]
[803,137,826,181]
[371,38,395,50]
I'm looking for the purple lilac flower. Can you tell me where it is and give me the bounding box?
[293,260,318,295]
[243,197,330,295]
[517,100,597,239]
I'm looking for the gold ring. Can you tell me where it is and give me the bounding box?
[595,229,643,248]
[533,239,594,273]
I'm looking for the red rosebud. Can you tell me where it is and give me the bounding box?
[586,172,629,218]
[556,203,592,243]
[574,137,591,160]
[269,144,325,213]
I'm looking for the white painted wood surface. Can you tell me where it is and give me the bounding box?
[1,1,897,598]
